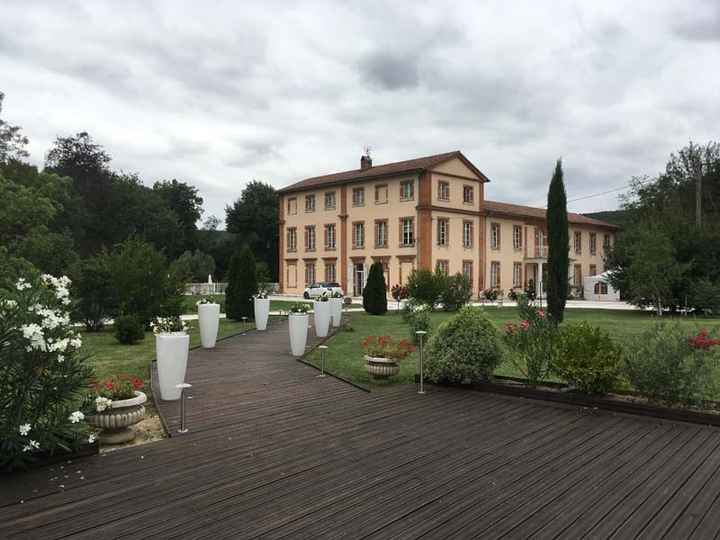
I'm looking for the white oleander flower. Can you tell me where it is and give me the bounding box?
[21,324,46,351]
[16,278,31,290]
[19,423,31,436]
[57,354,65,363]
[68,411,84,424]
[88,433,96,444]
[23,440,40,452]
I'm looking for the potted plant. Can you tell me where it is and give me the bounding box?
[86,375,147,444]
[362,335,415,379]
[253,290,270,331]
[152,316,189,401]
[196,297,220,348]
[330,291,344,328]
[314,291,332,337]
[288,302,310,357]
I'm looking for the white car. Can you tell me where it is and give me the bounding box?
[303,282,344,299]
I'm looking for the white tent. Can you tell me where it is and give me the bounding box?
[583,271,620,301]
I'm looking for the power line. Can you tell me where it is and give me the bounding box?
[530,178,651,208]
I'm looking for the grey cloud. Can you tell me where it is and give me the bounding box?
[360,51,420,90]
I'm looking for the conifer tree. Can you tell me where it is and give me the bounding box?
[546,159,569,323]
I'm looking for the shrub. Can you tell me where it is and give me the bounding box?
[71,252,117,331]
[390,284,408,311]
[404,303,432,343]
[113,314,145,345]
[553,322,622,394]
[363,262,387,315]
[110,238,183,327]
[170,250,216,282]
[440,273,472,311]
[425,306,503,383]
[361,336,415,360]
[504,296,558,385]
[624,323,720,406]
[225,246,257,320]
[407,268,444,308]
[0,274,93,471]
[483,288,501,302]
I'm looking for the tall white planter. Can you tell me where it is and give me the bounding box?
[330,297,343,328]
[156,333,190,400]
[289,313,309,357]
[198,303,220,348]
[254,297,270,331]
[314,301,331,338]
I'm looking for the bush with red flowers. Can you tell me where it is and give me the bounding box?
[361,335,415,361]
[688,329,720,351]
[91,374,144,401]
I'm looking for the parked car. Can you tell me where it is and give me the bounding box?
[303,282,344,299]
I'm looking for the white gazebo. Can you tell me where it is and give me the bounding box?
[583,271,620,302]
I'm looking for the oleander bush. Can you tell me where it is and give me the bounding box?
[440,272,472,312]
[553,322,623,395]
[425,306,503,383]
[624,323,720,406]
[0,274,93,471]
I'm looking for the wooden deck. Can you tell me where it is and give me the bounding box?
[3,321,720,539]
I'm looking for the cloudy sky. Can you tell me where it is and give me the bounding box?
[1,0,718,225]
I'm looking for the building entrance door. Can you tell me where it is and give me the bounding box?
[353,263,365,297]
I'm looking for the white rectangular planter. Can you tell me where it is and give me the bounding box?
[198,303,220,348]
[289,313,309,356]
[313,301,331,337]
[254,298,270,331]
[156,333,190,400]
[330,298,343,328]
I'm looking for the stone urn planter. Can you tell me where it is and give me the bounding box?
[289,312,309,356]
[365,356,400,379]
[156,332,189,400]
[87,391,147,444]
[330,297,343,328]
[198,302,220,348]
[254,297,270,331]
[313,300,331,337]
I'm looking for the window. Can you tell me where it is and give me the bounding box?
[287,263,297,288]
[603,234,612,252]
[438,181,450,201]
[463,221,473,248]
[594,282,608,295]
[324,224,336,250]
[574,264,583,287]
[535,228,548,257]
[375,220,388,248]
[304,226,316,251]
[437,218,449,246]
[436,260,449,274]
[305,262,315,285]
[490,261,501,289]
[463,260,473,286]
[352,222,365,248]
[513,225,523,250]
[400,180,414,201]
[374,184,388,204]
[325,261,336,282]
[287,197,297,215]
[574,231,582,255]
[352,187,365,207]
[513,262,522,288]
[589,264,597,276]
[286,227,297,252]
[590,233,597,256]
[305,194,315,212]
[400,217,414,246]
[324,191,336,210]
[491,222,501,250]
[463,185,474,204]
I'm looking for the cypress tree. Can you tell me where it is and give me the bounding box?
[363,262,388,315]
[225,246,257,320]
[546,159,569,323]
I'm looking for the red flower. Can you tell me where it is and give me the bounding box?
[537,310,545,319]
[520,320,530,331]
[689,329,720,350]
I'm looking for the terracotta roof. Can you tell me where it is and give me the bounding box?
[278,150,489,193]
[484,200,620,230]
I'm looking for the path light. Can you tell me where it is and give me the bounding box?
[415,331,427,395]
[318,345,328,378]
[176,383,192,434]
[242,316,248,333]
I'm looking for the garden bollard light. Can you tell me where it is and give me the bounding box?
[242,316,248,333]
[415,331,427,394]
[176,383,192,434]
[318,345,328,377]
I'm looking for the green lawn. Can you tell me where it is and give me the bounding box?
[305,307,720,390]
[81,318,252,382]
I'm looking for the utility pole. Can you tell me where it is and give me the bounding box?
[696,168,702,228]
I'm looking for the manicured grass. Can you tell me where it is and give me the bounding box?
[305,307,720,389]
[81,319,251,382]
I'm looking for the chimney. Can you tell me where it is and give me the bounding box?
[360,149,372,170]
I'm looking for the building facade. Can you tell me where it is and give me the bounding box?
[277,151,618,298]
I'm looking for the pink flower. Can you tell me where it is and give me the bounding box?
[520,320,530,331]
[537,310,545,319]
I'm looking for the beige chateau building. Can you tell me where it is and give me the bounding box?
[277,151,618,298]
